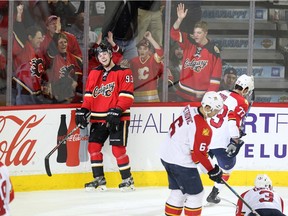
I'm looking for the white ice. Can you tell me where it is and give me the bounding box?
[11,186,288,216]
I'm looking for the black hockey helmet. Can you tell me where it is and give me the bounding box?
[95,43,112,58]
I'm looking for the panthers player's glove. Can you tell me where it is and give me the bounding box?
[106,108,122,132]
[75,108,90,129]
[226,139,244,157]
[239,126,247,138]
[208,164,223,183]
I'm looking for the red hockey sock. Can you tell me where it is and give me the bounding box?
[184,206,202,216]
[165,202,183,216]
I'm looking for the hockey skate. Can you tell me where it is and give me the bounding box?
[206,186,221,204]
[85,176,107,192]
[119,176,135,191]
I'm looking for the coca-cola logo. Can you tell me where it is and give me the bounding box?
[67,134,81,142]
[0,114,45,166]
[66,133,89,142]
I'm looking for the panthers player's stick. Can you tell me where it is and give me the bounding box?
[222,178,260,216]
[44,125,80,177]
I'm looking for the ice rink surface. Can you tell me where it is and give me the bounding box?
[11,186,288,216]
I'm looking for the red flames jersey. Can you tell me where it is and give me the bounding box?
[82,64,134,123]
[50,52,82,82]
[170,27,222,101]
[13,41,47,94]
[129,48,163,91]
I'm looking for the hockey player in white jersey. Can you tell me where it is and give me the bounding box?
[206,74,254,204]
[236,174,286,216]
[0,161,14,216]
[160,91,224,216]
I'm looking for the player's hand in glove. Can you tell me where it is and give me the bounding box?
[75,108,90,129]
[106,108,122,132]
[226,139,244,157]
[239,126,246,138]
[248,212,258,216]
[208,164,223,183]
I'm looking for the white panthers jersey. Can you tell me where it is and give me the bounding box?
[208,90,249,149]
[0,162,14,216]
[236,187,284,216]
[159,105,214,172]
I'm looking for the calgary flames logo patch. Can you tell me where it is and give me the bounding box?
[202,128,210,136]
[92,82,115,98]
[183,58,208,73]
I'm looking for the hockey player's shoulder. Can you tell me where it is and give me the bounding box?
[113,64,130,71]
[93,65,104,71]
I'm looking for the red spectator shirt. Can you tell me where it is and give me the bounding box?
[13,41,47,94]
[41,31,82,65]
[129,48,163,92]
[170,27,222,101]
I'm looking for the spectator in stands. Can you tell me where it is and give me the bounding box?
[48,33,83,103]
[12,25,51,105]
[65,12,85,53]
[129,31,164,102]
[47,0,77,30]
[219,67,238,91]
[13,2,27,70]
[171,1,202,34]
[76,1,105,37]
[28,0,77,31]
[41,15,82,67]
[170,3,222,102]
[0,0,8,49]
[0,36,6,103]
[136,1,164,46]
[101,0,139,61]
[167,43,183,101]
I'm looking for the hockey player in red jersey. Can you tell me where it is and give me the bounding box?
[236,174,286,216]
[170,3,222,102]
[0,161,14,216]
[206,74,255,204]
[160,91,224,216]
[129,31,164,102]
[75,43,135,191]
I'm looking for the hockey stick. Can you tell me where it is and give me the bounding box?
[222,179,260,216]
[44,125,80,177]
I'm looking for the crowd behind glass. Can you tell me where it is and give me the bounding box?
[0,0,285,106]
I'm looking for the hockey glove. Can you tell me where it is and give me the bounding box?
[208,164,223,183]
[106,108,122,132]
[75,108,90,129]
[226,139,244,158]
[239,126,247,138]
